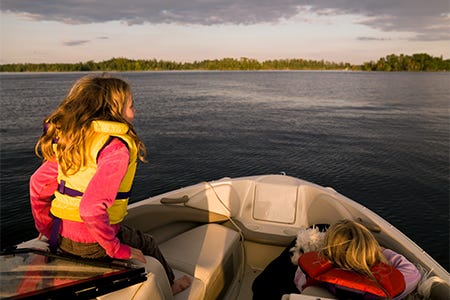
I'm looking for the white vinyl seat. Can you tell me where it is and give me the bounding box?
[94,223,241,300]
[160,223,241,300]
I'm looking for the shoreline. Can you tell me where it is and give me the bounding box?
[1,53,449,72]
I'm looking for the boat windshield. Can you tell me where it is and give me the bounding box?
[1,248,146,299]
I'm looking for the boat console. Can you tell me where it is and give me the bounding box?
[0,247,146,299]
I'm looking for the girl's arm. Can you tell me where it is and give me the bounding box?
[383,248,421,299]
[294,266,307,292]
[79,138,132,259]
[30,160,58,239]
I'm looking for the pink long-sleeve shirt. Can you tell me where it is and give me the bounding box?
[30,138,131,259]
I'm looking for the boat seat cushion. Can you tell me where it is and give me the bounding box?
[98,256,204,300]
[160,223,241,300]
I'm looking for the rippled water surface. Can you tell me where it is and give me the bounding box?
[1,71,448,269]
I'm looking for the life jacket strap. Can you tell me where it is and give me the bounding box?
[49,216,61,253]
[57,180,131,199]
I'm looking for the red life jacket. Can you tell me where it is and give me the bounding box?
[298,252,405,299]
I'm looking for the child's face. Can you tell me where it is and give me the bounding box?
[122,95,135,123]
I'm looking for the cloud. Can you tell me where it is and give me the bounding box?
[63,40,90,46]
[304,0,450,41]
[1,0,303,25]
[62,37,107,47]
[357,37,391,41]
[2,0,449,41]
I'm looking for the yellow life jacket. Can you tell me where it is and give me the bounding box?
[50,120,137,224]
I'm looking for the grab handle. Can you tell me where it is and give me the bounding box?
[160,195,189,205]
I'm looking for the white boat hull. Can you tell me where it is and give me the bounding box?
[9,174,450,299]
[119,174,448,299]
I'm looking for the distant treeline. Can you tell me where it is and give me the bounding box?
[1,53,448,72]
[361,53,449,71]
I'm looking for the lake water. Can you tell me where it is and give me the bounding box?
[0,71,448,270]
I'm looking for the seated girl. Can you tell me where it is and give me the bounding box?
[295,220,421,299]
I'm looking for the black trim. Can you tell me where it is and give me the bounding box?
[1,248,146,300]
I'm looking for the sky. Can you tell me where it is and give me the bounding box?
[1,0,449,65]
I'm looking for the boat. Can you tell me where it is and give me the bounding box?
[2,174,449,299]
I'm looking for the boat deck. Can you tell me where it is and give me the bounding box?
[237,265,262,300]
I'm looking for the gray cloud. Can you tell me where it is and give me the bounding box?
[63,40,90,46]
[357,37,391,41]
[304,0,450,41]
[2,0,449,41]
[1,0,302,25]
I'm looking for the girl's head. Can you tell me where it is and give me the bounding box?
[320,219,387,278]
[57,74,133,125]
[36,73,146,173]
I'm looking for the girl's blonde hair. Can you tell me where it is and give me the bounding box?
[320,219,388,279]
[35,73,147,175]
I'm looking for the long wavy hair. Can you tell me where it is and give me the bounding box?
[320,220,388,279]
[35,73,147,175]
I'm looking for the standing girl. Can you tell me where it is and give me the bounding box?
[30,73,191,294]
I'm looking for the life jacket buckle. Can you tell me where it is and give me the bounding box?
[58,180,67,194]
